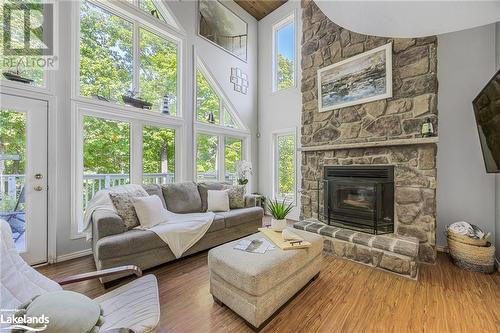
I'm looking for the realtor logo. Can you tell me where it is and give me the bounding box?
[2,1,58,70]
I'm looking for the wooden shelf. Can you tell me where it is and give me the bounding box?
[298,137,439,152]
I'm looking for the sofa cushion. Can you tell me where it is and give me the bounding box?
[217,207,264,228]
[162,182,202,213]
[141,184,167,208]
[109,192,147,229]
[208,215,225,233]
[198,182,231,212]
[95,229,165,260]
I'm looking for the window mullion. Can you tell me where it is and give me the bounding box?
[130,121,142,184]
[218,135,225,182]
[133,22,140,94]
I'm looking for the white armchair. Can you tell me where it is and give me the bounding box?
[0,220,160,333]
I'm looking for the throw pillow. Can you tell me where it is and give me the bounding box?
[207,190,230,212]
[109,192,147,229]
[14,291,103,333]
[222,185,246,209]
[133,195,171,228]
[198,182,231,212]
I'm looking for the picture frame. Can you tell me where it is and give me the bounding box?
[317,43,392,112]
[198,0,248,62]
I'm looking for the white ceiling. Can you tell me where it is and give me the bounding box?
[314,1,500,38]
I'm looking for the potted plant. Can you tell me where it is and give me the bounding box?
[234,160,252,185]
[267,199,293,232]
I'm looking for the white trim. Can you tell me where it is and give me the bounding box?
[272,128,298,205]
[496,258,500,273]
[436,245,449,253]
[272,12,296,93]
[56,248,93,263]
[317,42,393,112]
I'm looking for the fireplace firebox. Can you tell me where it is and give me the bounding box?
[321,165,394,234]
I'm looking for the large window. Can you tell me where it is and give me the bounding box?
[142,126,176,184]
[196,133,245,183]
[82,116,130,209]
[224,137,242,182]
[196,133,218,181]
[273,14,295,91]
[79,0,179,115]
[274,131,296,202]
[195,65,242,129]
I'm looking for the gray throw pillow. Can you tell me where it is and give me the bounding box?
[222,185,246,209]
[141,184,167,208]
[109,192,147,229]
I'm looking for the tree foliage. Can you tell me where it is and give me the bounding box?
[0,111,26,175]
[278,135,295,198]
[196,70,220,124]
[277,54,294,90]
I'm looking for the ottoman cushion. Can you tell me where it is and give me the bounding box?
[208,228,323,296]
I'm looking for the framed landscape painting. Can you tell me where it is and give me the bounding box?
[317,43,392,112]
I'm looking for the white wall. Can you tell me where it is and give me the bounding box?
[257,1,302,220]
[51,0,258,258]
[436,24,497,248]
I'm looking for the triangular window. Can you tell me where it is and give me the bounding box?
[195,62,245,130]
[127,0,179,29]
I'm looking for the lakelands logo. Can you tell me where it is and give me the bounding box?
[2,0,58,70]
[0,310,49,332]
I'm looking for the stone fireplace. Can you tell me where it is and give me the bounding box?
[299,0,438,264]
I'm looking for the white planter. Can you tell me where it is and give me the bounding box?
[270,218,287,232]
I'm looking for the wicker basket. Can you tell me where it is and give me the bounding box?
[447,235,495,274]
[446,228,490,247]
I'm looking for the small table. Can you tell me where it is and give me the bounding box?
[208,229,323,330]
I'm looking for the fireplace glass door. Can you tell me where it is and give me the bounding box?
[334,184,376,213]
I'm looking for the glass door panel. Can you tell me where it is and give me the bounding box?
[0,94,48,264]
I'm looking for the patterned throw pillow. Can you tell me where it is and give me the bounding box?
[222,185,246,209]
[109,192,147,229]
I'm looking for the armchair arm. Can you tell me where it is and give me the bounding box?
[54,265,142,285]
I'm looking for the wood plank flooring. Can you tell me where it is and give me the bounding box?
[37,251,500,332]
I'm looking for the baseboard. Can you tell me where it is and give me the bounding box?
[56,248,93,263]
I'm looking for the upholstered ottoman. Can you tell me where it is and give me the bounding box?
[208,228,323,330]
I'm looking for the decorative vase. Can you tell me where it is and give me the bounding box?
[271,218,287,232]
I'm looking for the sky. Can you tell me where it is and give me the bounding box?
[277,22,294,61]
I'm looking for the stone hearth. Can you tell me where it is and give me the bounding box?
[300,0,438,263]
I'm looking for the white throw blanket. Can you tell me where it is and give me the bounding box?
[82,184,147,240]
[82,184,215,258]
[138,210,215,258]
[448,221,487,239]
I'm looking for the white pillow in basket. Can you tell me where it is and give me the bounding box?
[207,190,230,212]
[133,195,170,228]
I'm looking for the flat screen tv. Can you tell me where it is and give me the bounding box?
[472,68,500,173]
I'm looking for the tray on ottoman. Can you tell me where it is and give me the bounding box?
[208,228,323,330]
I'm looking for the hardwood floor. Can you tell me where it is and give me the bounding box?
[37,251,500,333]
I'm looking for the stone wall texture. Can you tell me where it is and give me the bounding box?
[300,0,438,263]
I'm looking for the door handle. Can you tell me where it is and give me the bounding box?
[34,185,43,191]
[35,173,43,179]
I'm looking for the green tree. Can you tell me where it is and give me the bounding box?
[0,111,26,175]
[196,70,220,124]
[196,133,218,180]
[278,135,295,198]
[224,137,242,180]
[142,126,176,180]
[277,54,294,90]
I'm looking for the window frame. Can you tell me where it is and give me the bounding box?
[72,0,184,118]
[272,128,297,205]
[194,58,247,131]
[71,101,184,238]
[194,128,250,184]
[272,12,296,93]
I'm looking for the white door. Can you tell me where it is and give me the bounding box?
[0,94,48,265]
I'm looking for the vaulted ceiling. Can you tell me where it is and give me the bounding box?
[235,0,287,21]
